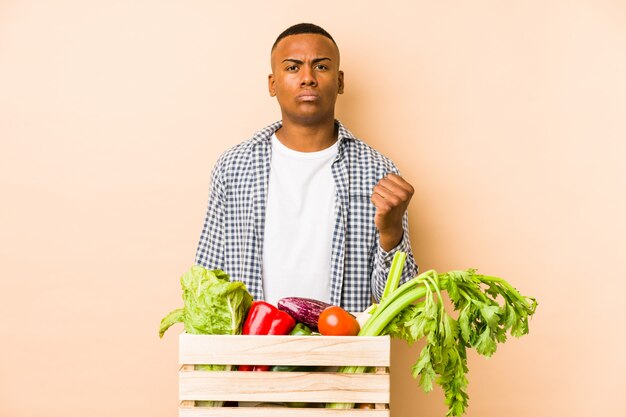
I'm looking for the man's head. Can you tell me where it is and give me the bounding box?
[271,23,338,53]
[269,23,344,126]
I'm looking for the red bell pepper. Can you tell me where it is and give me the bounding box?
[238,301,296,371]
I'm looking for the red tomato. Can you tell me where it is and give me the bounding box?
[318,306,360,336]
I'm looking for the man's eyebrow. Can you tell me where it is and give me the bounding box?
[281,57,332,64]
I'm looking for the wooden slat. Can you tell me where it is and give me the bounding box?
[179,407,389,417]
[180,365,196,408]
[374,367,388,410]
[179,334,390,367]
[179,371,390,404]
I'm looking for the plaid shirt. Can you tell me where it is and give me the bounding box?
[195,120,418,312]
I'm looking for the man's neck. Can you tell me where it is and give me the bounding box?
[275,118,338,152]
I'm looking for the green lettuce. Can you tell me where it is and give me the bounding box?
[159,265,253,338]
[159,265,253,407]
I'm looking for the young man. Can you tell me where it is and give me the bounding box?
[195,23,418,313]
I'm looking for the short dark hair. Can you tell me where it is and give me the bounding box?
[272,23,337,51]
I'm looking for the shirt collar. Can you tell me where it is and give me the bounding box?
[251,120,356,146]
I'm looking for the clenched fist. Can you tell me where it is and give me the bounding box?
[371,173,414,252]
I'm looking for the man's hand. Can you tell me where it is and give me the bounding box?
[371,173,414,252]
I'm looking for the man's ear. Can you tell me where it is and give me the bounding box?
[338,70,345,94]
[268,74,276,97]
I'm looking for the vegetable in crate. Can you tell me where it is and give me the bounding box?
[159,265,252,337]
[287,322,313,336]
[159,265,253,407]
[277,297,333,331]
[238,301,296,371]
[329,252,538,417]
[318,306,360,336]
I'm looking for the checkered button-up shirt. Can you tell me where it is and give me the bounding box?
[195,120,418,312]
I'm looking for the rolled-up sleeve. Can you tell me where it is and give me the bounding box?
[370,212,418,302]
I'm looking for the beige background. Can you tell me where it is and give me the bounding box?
[1,1,625,416]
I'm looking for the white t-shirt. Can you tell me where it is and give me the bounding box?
[262,134,338,305]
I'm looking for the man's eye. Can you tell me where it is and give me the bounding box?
[286,65,298,71]
[315,64,328,70]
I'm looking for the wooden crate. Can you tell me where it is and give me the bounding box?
[179,334,391,416]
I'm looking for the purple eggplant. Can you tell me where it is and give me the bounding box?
[277,297,333,331]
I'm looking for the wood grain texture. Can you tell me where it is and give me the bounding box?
[179,370,390,403]
[374,367,387,410]
[179,334,391,414]
[179,406,389,417]
[179,334,390,367]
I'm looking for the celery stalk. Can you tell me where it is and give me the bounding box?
[380,251,407,303]
[327,253,537,416]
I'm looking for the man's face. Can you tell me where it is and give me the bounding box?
[269,34,344,126]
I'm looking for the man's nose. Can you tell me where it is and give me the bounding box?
[300,66,317,86]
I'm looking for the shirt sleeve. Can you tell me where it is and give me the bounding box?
[194,159,226,269]
[370,206,419,303]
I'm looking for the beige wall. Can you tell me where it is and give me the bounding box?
[1,1,625,416]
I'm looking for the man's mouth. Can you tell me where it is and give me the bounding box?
[297,92,319,102]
